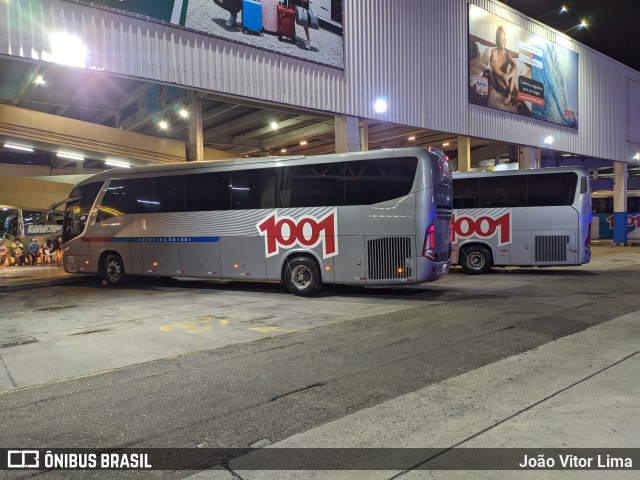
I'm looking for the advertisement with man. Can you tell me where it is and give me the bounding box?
[468,4,579,129]
[65,0,344,69]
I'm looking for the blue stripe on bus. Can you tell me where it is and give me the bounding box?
[110,237,220,243]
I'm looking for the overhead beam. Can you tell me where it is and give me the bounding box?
[260,122,335,149]
[55,76,102,116]
[231,115,317,144]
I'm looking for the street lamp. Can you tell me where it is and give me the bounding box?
[537,5,568,20]
[563,20,588,34]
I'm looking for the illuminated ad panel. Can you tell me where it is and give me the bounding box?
[66,0,344,70]
[468,4,579,129]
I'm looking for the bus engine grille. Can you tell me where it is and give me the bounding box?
[367,237,412,280]
[534,235,569,263]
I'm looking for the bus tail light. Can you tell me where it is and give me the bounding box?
[423,224,435,260]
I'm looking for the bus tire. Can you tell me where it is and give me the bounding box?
[283,256,323,296]
[102,253,128,285]
[460,245,492,275]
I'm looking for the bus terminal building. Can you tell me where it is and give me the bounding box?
[0,0,639,242]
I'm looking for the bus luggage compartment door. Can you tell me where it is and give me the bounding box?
[141,242,181,276]
[220,236,267,280]
[332,236,366,285]
[179,239,222,278]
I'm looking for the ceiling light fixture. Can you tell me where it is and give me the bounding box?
[280,148,287,153]
[408,136,416,141]
[442,142,450,147]
[105,160,131,168]
[57,152,85,161]
[158,120,169,130]
[3,143,35,152]
[270,122,279,130]
[299,140,308,146]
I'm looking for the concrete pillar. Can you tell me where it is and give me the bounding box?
[186,92,204,162]
[335,115,360,153]
[359,120,369,151]
[613,161,628,244]
[518,146,540,169]
[457,136,471,172]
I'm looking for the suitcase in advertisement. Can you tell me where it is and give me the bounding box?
[262,0,279,33]
[242,0,263,35]
[277,2,296,41]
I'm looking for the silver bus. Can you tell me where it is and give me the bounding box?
[452,167,591,274]
[59,147,453,296]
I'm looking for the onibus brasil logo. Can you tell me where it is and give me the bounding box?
[256,209,338,259]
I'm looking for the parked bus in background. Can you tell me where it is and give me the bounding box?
[57,147,453,296]
[0,206,62,242]
[451,167,591,274]
[591,190,640,240]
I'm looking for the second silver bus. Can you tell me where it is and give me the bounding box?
[452,167,591,274]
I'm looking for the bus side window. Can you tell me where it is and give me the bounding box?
[453,178,479,209]
[479,176,526,208]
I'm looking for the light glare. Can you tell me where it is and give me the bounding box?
[374,98,388,113]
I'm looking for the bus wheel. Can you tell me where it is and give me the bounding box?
[283,256,322,296]
[103,253,127,285]
[460,246,492,274]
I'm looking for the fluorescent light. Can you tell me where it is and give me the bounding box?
[544,136,554,145]
[105,160,131,168]
[270,122,278,130]
[57,152,85,161]
[4,143,34,152]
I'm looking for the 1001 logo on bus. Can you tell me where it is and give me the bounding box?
[256,210,338,258]
[452,210,512,246]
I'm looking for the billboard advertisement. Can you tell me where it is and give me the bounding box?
[66,0,344,69]
[468,5,579,128]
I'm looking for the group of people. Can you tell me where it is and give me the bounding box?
[0,236,62,268]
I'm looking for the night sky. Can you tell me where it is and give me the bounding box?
[504,0,640,72]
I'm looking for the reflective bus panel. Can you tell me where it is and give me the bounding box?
[452,167,591,274]
[60,148,453,296]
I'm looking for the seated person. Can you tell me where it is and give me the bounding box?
[0,243,7,267]
[27,238,40,265]
[490,26,519,105]
[11,237,25,266]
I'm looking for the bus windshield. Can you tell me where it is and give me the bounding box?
[63,182,103,242]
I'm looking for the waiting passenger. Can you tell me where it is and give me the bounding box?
[27,238,40,266]
[0,243,7,267]
[11,237,25,266]
[42,239,53,265]
[51,237,62,267]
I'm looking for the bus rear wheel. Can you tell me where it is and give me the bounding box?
[283,256,323,297]
[460,245,492,274]
[103,253,127,285]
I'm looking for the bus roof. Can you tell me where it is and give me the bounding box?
[72,147,445,188]
[453,166,589,178]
